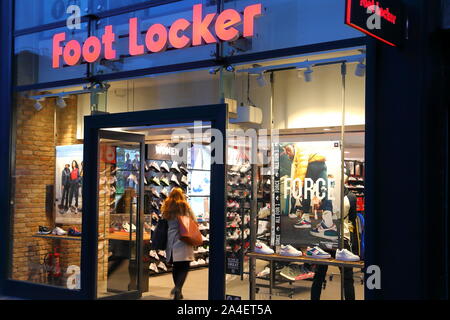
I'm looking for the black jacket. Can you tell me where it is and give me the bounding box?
[62,168,71,186]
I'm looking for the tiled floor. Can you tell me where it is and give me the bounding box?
[141,264,364,300]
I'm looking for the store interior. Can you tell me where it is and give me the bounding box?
[11,47,365,300]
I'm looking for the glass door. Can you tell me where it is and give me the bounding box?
[97,130,145,299]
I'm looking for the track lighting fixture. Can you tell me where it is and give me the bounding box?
[56,96,67,109]
[34,100,44,111]
[209,67,221,75]
[355,60,366,77]
[304,66,313,82]
[225,65,235,73]
[256,72,268,87]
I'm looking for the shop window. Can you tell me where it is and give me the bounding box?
[223,48,366,300]
[10,92,84,290]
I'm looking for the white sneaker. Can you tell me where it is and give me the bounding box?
[258,206,270,219]
[149,263,159,273]
[160,161,170,172]
[181,175,189,186]
[240,163,251,173]
[254,241,274,255]
[197,259,206,265]
[170,174,180,186]
[280,244,302,257]
[257,267,271,277]
[160,188,169,198]
[336,249,360,262]
[171,162,181,173]
[150,161,160,172]
[199,224,209,231]
[158,250,166,258]
[288,212,298,219]
[306,246,331,259]
[149,250,159,260]
[190,261,198,267]
[202,234,209,242]
[157,262,168,271]
[52,227,68,236]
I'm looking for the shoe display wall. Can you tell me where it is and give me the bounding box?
[145,142,211,273]
[225,161,253,276]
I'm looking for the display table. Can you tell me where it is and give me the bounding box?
[107,231,151,241]
[247,252,364,269]
[33,234,82,241]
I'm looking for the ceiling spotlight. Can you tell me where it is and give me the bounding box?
[34,100,44,111]
[355,60,366,77]
[256,73,268,87]
[209,67,221,75]
[304,66,313,82]
[56,96,67,108]
[225,65,235,73]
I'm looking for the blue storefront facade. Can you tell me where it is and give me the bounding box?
[0,0,448,300]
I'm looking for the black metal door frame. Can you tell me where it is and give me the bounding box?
[97,129,146,300]
[82,104,228,300]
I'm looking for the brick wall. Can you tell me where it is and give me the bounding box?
[12,95,85,287]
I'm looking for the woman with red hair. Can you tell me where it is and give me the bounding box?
[161,187,197,300]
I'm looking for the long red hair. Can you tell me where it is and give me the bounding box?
[161,188,196,221]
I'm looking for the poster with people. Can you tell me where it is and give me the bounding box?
[55,145,83,225]
[279,141,342,248]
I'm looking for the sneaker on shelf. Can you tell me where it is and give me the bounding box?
[160,161,170,173]
[310,221,338,241]
[180,165,189,175]
[38,226,52,235]
[151,212,160,221]
[158,250,166,258]
[197,259,206,265]
[199,224,208,231]
[151,177,161,186]
[151,188,160,198]
[229,165,241,172]
[257,267,271,278]
[108,176,117,184]
[160,177,170,186]
[157,262,168,271]
[258,206,271,219]
[288,212,298,219]
[170,175,180,186]
[294,215,312,229]
[294,265,315,281]
[336,249,360,262]
[149,250,160,260]
[280,244,303,257]
[239,163,251,173]
[68,227,82,237]
[190,261,198,267]
[180,175,189,186]
[149,263,159,273]
[123,223,136,233]
[306,246,331,259]
[151,201,160,210]
[254,241,274,255]
[171,162,181,173]
[160,188,169,198]
[202,234,209,242]
[280,265,299,281]
[52,227,68,236]
[150,161,161,172]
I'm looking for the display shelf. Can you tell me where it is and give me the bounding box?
[32,234,82,241]
[107,232,151,241]
[247,252,364,269]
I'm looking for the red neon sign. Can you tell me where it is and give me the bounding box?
[52,3,262,69]
[345,0,403,47]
